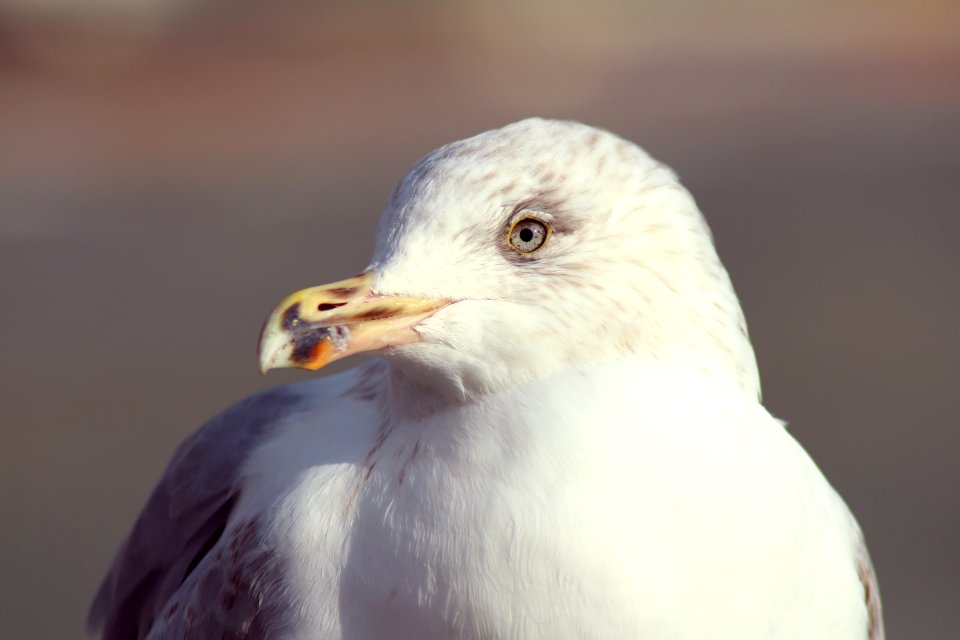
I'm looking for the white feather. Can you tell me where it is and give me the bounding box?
[95,118,881,639]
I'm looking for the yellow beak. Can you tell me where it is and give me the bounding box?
[257,272,449,373]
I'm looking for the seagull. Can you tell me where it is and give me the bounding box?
[90,118,883,639]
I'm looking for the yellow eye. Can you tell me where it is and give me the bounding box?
[508,217,550,253]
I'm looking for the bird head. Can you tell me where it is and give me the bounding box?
[258,119,759,402]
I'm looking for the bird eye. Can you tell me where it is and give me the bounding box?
[508,217,550,254]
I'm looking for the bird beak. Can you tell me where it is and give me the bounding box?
[257,272,449,374]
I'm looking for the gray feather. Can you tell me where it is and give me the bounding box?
[89,387,301,640]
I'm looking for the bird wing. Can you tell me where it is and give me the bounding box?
[88,387,302,640]
[854,530,885,640]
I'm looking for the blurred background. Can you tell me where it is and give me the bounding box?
[1,0,958,637]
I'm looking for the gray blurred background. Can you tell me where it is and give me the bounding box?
[1,1,958,637]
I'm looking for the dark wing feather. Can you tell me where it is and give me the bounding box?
[89,387,300,640]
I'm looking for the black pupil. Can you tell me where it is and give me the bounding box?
[519,227,534,243]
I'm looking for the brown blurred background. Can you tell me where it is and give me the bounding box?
[1,1,958,637]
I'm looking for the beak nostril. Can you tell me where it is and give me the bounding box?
[318,302,346,312]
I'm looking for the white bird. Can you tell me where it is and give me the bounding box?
[90,118,883,639]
